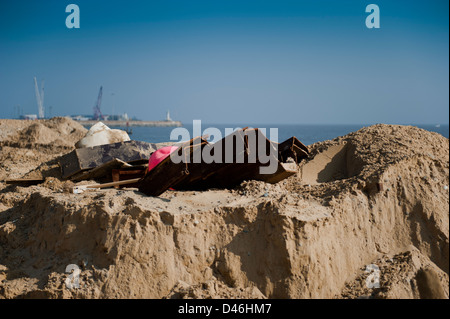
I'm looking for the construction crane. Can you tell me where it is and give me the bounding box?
[93,86,103,121]
[34,77,45,118]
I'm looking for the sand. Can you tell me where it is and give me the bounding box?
[0,118,448,299]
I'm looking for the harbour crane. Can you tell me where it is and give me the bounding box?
[34,77,45,118]
[93,86,104,120]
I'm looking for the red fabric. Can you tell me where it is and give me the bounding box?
[148,146,178,172]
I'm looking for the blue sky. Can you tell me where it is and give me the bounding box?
[0,0,448,124]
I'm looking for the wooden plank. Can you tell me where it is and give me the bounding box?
[72,178,142,193]
[3,179,44,186]
[112,168,146,188]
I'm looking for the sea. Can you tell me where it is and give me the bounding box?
[106,123,449,146]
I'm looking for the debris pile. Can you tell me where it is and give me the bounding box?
[58,124,310,196]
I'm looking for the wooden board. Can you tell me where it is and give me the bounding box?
[3,179,44,186]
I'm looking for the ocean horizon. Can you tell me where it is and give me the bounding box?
[104,123,450,146]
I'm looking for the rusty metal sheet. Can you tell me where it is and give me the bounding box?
[175,128,277,190]
[137,136,208,196]
[277,136,309,163]
[138,128,309,196]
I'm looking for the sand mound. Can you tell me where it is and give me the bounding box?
[0,123,448,299]
[299,124,449,186]
[9,117,87,147]
[0,118,87,181]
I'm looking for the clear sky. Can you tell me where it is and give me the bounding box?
[0,0,448,124]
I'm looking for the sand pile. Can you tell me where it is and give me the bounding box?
[0,118,87,181]
[0,120,448,299]
[1,117,86,147]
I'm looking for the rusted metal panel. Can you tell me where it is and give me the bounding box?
[138,128,310,196]
[278,136,309,163]
[137,136,209,196]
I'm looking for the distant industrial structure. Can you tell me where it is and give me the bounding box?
[18,77,45,120]
[17,80,181,127]
[69,85,130,122]
[93,86,104,121]
[34,77,45,119]
[68,85,126,121]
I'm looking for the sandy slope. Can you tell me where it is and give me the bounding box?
[0,118,448,299]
